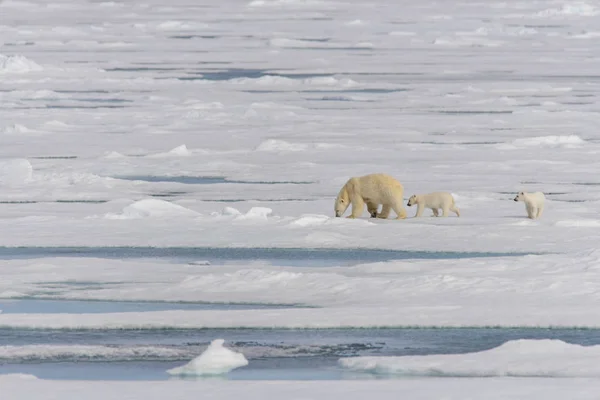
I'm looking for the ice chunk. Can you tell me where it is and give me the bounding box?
[236,207,273,221]
[147,145,192,158]
[221,207,242,216]
[166,339,248,376]
[339,339,600,377]
[105,199,199,219]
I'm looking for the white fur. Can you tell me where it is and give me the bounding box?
[514,191,545,219]
[334,173,407,219]
[407,192,460,218]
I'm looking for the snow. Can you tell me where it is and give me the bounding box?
[3,376,600,400]
[0,54,42,73]
[512,135,586,148]
[2,0,600,393]
[0,159,33,185]
[340,339,600,377]
[103,199,200,219]
[166,339,248,376]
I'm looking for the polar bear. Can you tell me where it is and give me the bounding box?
[514,191,545,219]
[334,173,407,219]
[406,192,460,217]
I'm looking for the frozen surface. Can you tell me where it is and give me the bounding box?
[3,0,600,392]
[0,252,600,328]
[3,375,600,400]
[340,339,600,377]
[166,339,248,376]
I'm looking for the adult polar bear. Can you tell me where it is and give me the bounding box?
[334,173,407,219]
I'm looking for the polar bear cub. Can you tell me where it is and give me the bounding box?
[334,173,407,219]
[406,192,460,217]
[514,191,545,219]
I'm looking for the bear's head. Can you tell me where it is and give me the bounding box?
[334,188,350,217]
[514,192,525,202]
[407,195,418,207]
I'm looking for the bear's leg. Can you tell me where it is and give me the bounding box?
[526,204,536,219]
[415,203,425,217]
[530,207,538,219]
[450,205,460,217]
[432,208,439,217]
[536,206,544,219]
[378,204,391,219]
[391,200,407,219]
[366,201,379,218]
[348,195,365,219]
[442,207,450,217]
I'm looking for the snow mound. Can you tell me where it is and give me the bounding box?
[103,151,125,159]
[219,207,243,217]
[147,145,192,158]
[512,135,585,147]
[166,339,248,376]
[0,54,42,73]
[0,159,33,185]
[339,339,600,377]
[235,207,273,221]
[2,123,30,135]
[537,3,599,17]
[289,214,330,227]
[156,21,196,31]
[304,76,358,87]
[256,139,308,152]
[105,199,199,219]
[213,206,273,221]
[345,19,365,26]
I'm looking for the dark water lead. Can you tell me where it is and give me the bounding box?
[1,327,600,381]
[0,247,533,266]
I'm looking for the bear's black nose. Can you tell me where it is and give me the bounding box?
[513,198,518,202]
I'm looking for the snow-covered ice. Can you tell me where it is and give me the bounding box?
[340,339,600,377]
[3,0,600,395]
[4,375,600,400]
[166,339,248,376]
